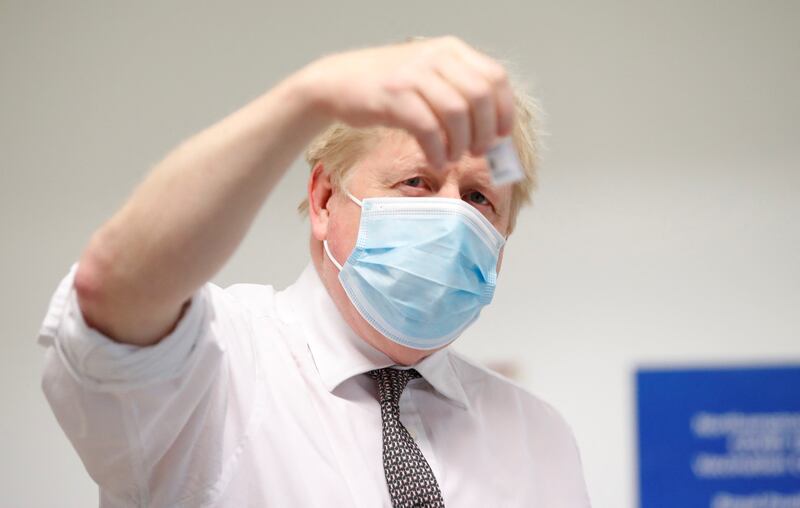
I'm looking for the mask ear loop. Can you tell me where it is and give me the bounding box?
[323,240,343,271]
[345,190,362,207]
[323,188,362,272]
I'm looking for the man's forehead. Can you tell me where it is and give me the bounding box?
[361,132,494,186]
[385,149,426,172]
[369,131,427,167]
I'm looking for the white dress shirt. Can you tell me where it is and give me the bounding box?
[38,261,592,507]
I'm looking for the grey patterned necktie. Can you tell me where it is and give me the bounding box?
[367,367,446,508]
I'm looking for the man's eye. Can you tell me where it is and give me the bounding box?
[403,177,424,188]
[465,190,489,206]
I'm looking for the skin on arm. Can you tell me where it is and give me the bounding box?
[74,36,515,347]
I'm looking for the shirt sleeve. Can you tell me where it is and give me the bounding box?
[37,262,212,391]
[37,261,262,506]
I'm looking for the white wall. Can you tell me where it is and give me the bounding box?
[1,1,798,507]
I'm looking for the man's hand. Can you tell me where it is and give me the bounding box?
[296,36,515,169]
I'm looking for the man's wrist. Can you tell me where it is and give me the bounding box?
[276,61,335,133]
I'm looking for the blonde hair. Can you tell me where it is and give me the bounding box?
[298,78,543,234]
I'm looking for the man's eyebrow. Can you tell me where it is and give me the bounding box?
[376,157,428,183]
[458,162,495,191]
[468,172,494,190]
[389,153,427,172]
[375,160,420,187]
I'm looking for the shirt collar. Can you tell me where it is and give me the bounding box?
[284,262,470,411]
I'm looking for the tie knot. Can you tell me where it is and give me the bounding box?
[367,367,421,406]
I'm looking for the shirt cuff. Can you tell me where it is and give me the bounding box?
[37,261,210,392]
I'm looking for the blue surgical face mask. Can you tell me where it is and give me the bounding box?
[323,190,506,350]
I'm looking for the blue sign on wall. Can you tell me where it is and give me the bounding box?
[637,365,800,508]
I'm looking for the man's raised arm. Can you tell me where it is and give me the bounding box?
[74,36,514,347]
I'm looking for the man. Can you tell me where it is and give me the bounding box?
[37,36,591,507]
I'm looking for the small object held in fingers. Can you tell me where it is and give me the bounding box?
[486,137,524,186]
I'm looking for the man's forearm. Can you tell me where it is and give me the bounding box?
[75,71,329,346]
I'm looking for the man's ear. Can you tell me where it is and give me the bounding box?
[308,162,333,242]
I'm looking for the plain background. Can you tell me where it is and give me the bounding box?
[1,1,798,507]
